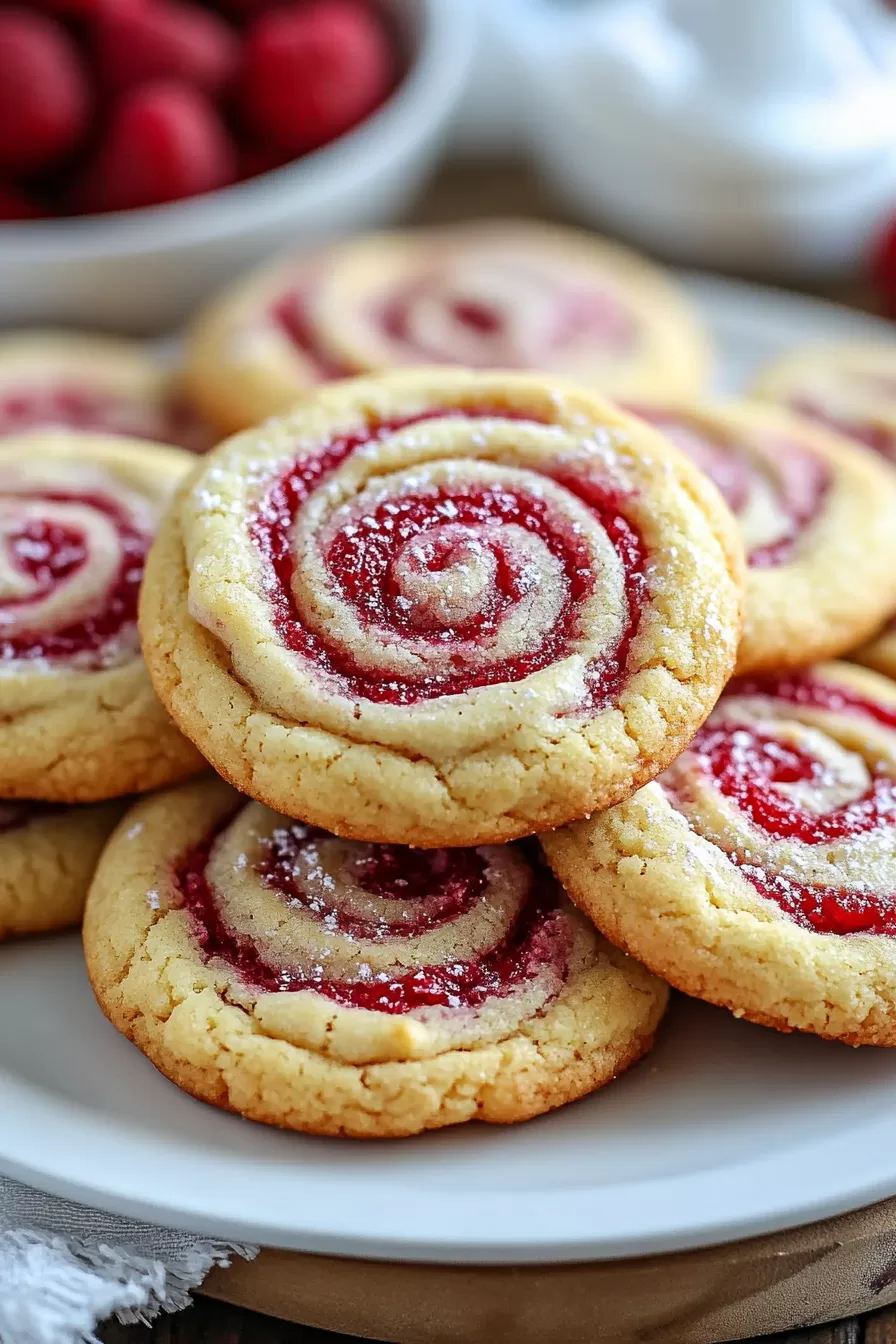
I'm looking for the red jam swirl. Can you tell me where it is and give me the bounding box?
[789,396,896,464]
[732,672,896,732]
[250,410,647,707]
[379,277,636,366]
[627,408,752,515]
[272,292,356,381]
[0,386,209,452]
[687,724,896,847]
[264,823,488,938]
[0,490,148,663]
[629,409,829,567]
[672,674,896,936]
[176,821,571,1013]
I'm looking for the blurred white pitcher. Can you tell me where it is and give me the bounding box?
[505,0,896,278]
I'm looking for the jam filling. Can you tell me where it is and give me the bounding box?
[746,440,830,568]
[789,396,896,464]
[176,822,570,1013]
[627,407,752,516]
[673,675,896,935]
[0,385,209,452]
[0,490,148,662]
[263,823,488,938]
[10,519,85,588]
[630,409,829,567]
[732,672,896,733]
[379,278,636,366]
[250,410,647,707]
[688,723,896,847]
[273,292,356,380]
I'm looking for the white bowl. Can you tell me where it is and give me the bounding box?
[0,0,475,334]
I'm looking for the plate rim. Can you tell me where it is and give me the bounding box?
[4,1040,896,1263]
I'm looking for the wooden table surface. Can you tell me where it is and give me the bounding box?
[101,160,891,1344]
[96,1291,894,1344]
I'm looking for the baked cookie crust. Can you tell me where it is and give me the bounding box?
[0,798,125,940]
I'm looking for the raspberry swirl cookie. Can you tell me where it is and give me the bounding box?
[0,799,125,941]
[140,369,744,847]
[629,399,896,674]
[752,343,896,465]
[184,221,710,434]
[0,332,212,453]
[0,431,204,801]
[544,662,896,1045]
[84,776,668,1137]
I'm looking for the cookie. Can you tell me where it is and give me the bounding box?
[752,342,896,465]
[140,368,744,847]
[0,798,125,941]
[0,430,205,801]
[544,661,896,1046]
[83,775,668,1138]
[853,620,896,682]
[184,220,710,434]
[0,331,213,453]
[629,399,896,675]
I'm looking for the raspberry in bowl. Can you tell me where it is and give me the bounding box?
[0,0,475,331]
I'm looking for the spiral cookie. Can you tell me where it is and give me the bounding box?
[0,332,213,453]
[140,369,744,847]
[629,399,896,675]
[0,431,204,801]
[184,221,710,434]
[752,342,896,465]
[0,799,125,941]
[84,776,668,1137]
[544,661,896,1045]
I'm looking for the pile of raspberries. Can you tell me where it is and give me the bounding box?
[0,0,397,218]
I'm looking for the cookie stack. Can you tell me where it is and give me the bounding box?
[0,431,204,940]
[83,226,896,1135]
[8,218,896,1141]
[84,365,741,1137]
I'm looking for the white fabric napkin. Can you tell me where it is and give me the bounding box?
[0,1175,257,1344]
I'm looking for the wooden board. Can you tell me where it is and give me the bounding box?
[100,1295,896,1344]
[200,1196,896,1344]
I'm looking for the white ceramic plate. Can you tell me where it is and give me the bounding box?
[1,276,896,1266]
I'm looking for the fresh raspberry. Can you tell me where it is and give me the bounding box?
[210,0,280,20]
[242,0,394,156]
[95,0,239,97]
[238,138,292,181]
[0,9,90,175]
[873,213,896,319]
[73,80,236,213]
[32,0,143,17]
[0,184,49,220]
